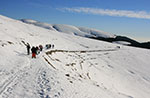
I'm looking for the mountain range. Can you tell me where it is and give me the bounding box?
[20,19,150,49]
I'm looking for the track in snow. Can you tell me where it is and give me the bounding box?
[0,59,31,97]
[45,48,118,55]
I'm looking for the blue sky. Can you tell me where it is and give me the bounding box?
[0,0,150,41]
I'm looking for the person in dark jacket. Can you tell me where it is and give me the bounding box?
[36,46,40,54]
[52,44,54,49]
[39,45,43,51]
[31,46,36,58]
[26,43,30,55]
[46,44,51,49]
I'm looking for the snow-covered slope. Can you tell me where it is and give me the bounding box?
[0,15,150,98]
[20,19,115,38]
[113,41,131,45]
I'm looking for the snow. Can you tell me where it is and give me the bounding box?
[113,41,131,45]
[0,14,150,98]
[20,19,115,38]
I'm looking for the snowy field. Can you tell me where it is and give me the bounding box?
[0,15,150,98]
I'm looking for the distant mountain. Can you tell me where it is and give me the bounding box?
[20,19,150,49]
[90,36,150,49]
[20,19,115,38]
[140,42,150,49]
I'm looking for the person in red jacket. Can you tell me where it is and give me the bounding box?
[31,46,36,58]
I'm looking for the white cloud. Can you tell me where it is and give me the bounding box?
[61,7,150,19]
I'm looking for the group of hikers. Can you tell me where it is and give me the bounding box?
[24,42,54,58]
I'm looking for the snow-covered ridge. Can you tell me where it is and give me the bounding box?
[20,19,150,49]
[20,19,115,38]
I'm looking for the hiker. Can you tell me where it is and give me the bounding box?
[39,45,43,51]
[46,44,51,49]
[31,46,36,58]
[26,43,30,55]
[21,41,30,55]
[36,46,40,54]
[52,44,54,49]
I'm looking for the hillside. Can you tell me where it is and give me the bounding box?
[0,15,150,98]
[20,19,150,49]
[20,19,115,38]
